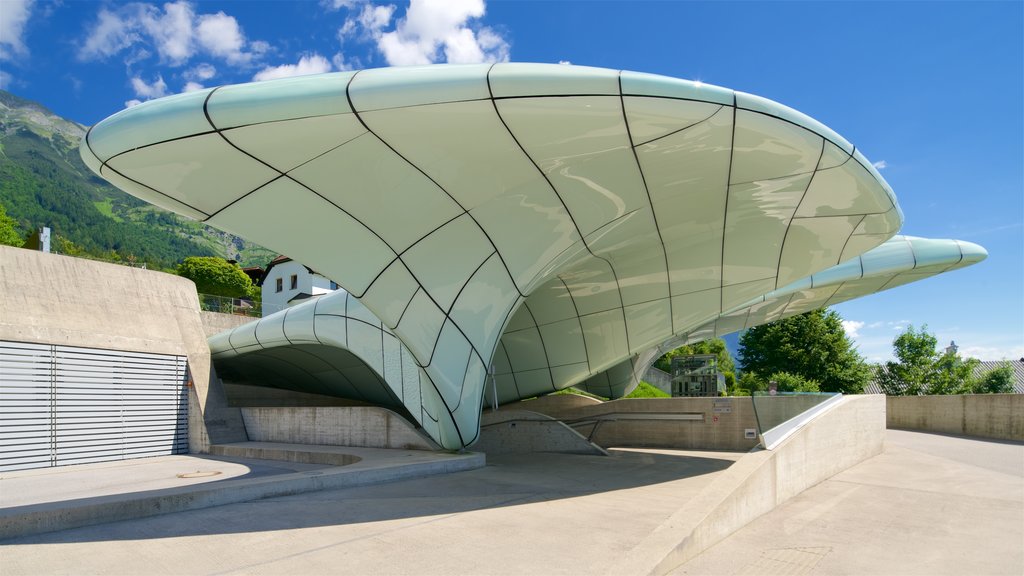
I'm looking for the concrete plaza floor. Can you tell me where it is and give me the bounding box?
[0,431,1020,575]
[675,429,1024,575]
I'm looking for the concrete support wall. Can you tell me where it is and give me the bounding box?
[611,394,886,575]
[240,407,439,451]
[0,246,247,452]
[513,397,761,451]
[476,410,607,455]
[643,367,673,394]
[887,394,1024,441]
[199,311,254,338]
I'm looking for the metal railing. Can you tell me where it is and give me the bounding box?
[198,293,262,317]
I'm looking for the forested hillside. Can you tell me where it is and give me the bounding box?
[0,91,276,269]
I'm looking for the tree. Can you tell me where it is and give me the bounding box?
[0,202,23,247]
[877,325,979,395]
[971,362,1014,394]
[176,256,255,298]
[738,308,870,393]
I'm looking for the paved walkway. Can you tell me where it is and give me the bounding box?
[0,431,1020,575]
[0,448,741,575]
[675,430,1024,575]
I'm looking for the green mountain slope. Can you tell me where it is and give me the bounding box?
[0,91,276,269]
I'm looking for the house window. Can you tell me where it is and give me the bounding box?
[275,278,283,293]
[290,274,298,290]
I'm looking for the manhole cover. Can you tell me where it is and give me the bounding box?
[176,471,222,479]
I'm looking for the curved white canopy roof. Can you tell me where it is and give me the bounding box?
[82,64,981,449]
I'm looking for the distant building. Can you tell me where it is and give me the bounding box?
[240,266,264,286]
[257,256,340,316]
[670,354,726,397]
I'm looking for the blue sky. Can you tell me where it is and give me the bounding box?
[1,0,1021,362]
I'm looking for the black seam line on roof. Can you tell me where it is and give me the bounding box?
[740,301,755,332]
[486,66,632,355]
[719,98,738,313]
[278,308,294,347]
[343,291,351,348]
[226,127,368,175]
[505,358,609,375]
[390,285,420,332]
[428,252,499,413]
[355,211,468,307]
[199,94,400,263]
[347,68,527,303]
[838,215,869,265]
[99,129,219,167]
[775,292,800,319]
[204,174,286,222]
[773,139,826,291]
[904,236,918,269]
[99,164,210,218]
[619,70,675,338]
[503,275,777,335]
[453,346,475,414]
[522,302,559,392]
[387,286,470,448]
[380,318,389,399]
[201,87,301,178]
[417,367,466,446]
[348,96,490,115]
[558,276,592,372]
[498,339,523,399]
[315,314,387,335]
[632,105,725,148]
[729,168,819,188]
[311,297,372,401]
[414,250,495,370]
[735,107,856,170]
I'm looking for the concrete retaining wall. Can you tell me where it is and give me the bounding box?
[887,394,1024,441]
[476,410,607,455]
[199,311,254,338]
[0,246,247,452]
[240,407,439,450]
[609,394,886,575]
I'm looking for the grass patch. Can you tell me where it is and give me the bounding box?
[624,381,670,398]
[92,198,123,222]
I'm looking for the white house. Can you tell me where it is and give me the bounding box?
[258,256,340,316]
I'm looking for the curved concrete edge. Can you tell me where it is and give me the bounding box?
[476,410,608,455]
[0,445,484,541]
[606,394,885,576]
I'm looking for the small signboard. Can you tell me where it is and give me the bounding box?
[744,428,757,439]
[712,398,731,413]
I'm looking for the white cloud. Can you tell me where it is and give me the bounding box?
[140,1,194,65]
[322,0,362,10]
[0,70,14,90]
[78,8,139,61]
[959,344,1024,362]
[558,60,572,65]
[124,98,143,108]
[130,74,168,99]
[376,0,509,66]
[78,2,264,67]
[0,0,34,59]
[841,320,865,339]
[252,54,332,82]
[185,63,216,81]
[182,81,204,92]
[873,160,888,170]
[196,11,248,64]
